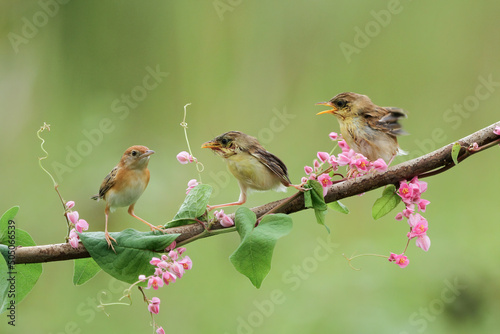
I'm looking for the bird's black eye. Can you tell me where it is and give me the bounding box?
[131,150,138,156]
[335,99,347,109]
[221,138,229,146]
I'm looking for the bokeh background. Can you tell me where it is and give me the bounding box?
[1,1,500,333]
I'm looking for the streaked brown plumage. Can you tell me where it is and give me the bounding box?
[202,131,301,210]
[91,145,158,250]
[316,92,408,163]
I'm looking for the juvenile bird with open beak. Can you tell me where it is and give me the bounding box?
[316,92,408,163]
[202,131,302,210]
[91,145,159,251]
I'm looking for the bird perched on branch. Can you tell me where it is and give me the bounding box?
[91,145,158,251]
[202,131,302,210]
[316,92,408,163]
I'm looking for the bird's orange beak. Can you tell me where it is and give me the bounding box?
[140,150,155,158]
[201,140,220,149]
[315,101,337,115]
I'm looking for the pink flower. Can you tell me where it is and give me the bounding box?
[317,152,330,163]
[337,153,352,166]
[69,228,78,239]
[372,158,388,172]
[157,261,169,269]
[417,199,431,212]
[148,297,161,314]
[327,155,338,169]
[215,210,234,227]
[165,241,176,252]
[162,271,177,285]
[69,237,79,248]
[395,212,404,221]
[67,211,79,224]
[176,151,194,164]
[65,201,75,209]
[407,217,428,239]
[416,235,431,251]
[408,213,426,228]
[317,174,333,197]
[395,254,409,268]
[313,159,320,170]
[168,250,179,261]
[186,179,199,194]
[178,256,193,270]
[354,156,369,172]
[304,166,313,175]
[398,181,413,203]
[329,132,339,140]
[338,140,350,152]
[301,176,308,183]
[154,268,163,277]
[471,142,479,151]
[157,327,165,334]
[388,253,398,262]
[138,275,147,282]
[410,176,427,194]
[171,261,185,278]
[177,247,186,255]
[220,214,234,227]
[494,126,500,135]
[147,276,164,290]
[150,257,162,266]
[75,219,89,233]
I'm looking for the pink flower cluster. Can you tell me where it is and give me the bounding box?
[186,179,199,194]
[176,151,196,164]
[66,201,89,248]
[303,134,388,196]
[395,176,431,252]
[214,209,235,227]
[138,247,192,331]
[139,247,192,292]
[388,253,409,268]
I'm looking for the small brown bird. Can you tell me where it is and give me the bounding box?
[91,145,158,250]
[316,92,408,163]
[202,131,301,210]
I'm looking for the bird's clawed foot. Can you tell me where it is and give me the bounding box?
[105,232,117,252]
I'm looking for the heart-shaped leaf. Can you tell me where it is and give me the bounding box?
[372,185,402,220]
[79,229,179,284]
[229,208,293,288]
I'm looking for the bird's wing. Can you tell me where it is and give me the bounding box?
[249,148,292,186]
[92,166,118,200]
[366,107,408,136]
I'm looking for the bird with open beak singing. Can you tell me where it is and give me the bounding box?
[202,131,302,210]
[316,92,408,163]
[91,145,159,251]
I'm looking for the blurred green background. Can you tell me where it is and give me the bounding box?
[1,0,500,333]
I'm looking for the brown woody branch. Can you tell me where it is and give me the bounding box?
[14,122,500,264]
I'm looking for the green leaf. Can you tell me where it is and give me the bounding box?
[174,184,212,220]
[307,180,329,231]
[79,229,179,284]
[451,142,461,165]
[327,201,350,214]
[73,258,101,285]
[303,188,312,208]
[372,185,402,220]
[230,208,293,288]
[164,219,197,229]
[0,206,43,315]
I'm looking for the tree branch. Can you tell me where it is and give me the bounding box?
[14,122,500,264]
